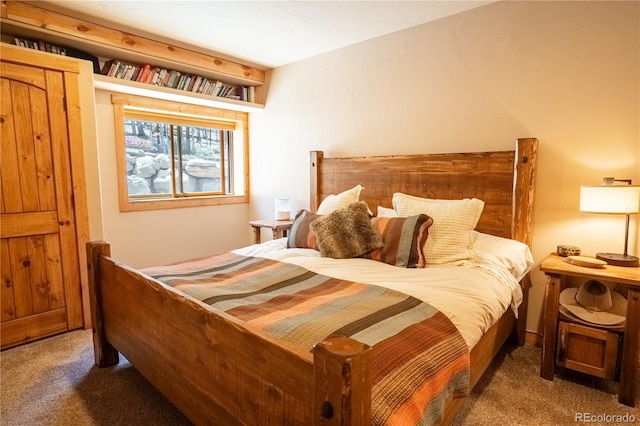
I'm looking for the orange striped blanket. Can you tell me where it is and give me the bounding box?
[143,252,470,425]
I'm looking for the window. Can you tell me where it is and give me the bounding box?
[112,94,248,211]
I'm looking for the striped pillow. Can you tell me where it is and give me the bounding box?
[392,193,484,265]
[286,209,320,250]
[364,214,433,268]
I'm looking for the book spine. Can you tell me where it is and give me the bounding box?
[166,70,179,88]
[107,60,120,77]
[136,64,151,82]
[101,59,115,75]
[130,65,141,82]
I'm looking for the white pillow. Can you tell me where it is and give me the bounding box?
[376,206,398,217]
[392,193,484,265]
[317,185,364,215]
[472,231,534,282]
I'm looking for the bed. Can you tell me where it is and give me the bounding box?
[87,137,538,425]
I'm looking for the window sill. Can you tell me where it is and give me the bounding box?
[120,194,249,212]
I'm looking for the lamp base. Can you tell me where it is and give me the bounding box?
[596,252,639,267]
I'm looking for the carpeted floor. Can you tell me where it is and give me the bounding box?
[1,329,637,425]
[452,340,639,425]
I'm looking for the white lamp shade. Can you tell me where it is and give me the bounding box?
[579,185,640,214]
[274,198,291,220]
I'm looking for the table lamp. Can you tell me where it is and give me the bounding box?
[579,177,640,267]
[274,197,291,220]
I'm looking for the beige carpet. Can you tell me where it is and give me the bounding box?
[1,329,637,425]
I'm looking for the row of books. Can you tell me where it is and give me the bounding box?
[101,59,256,103]
[12,36,102,73]
[14,37,67,55]
[11,35,256,103]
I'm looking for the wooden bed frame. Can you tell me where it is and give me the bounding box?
[88,137,538,425]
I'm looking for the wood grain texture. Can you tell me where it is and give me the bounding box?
[620,288,639,405]
[92,245,316,425]
[311,138,538,245]
[1,44,89,348]
[540,254,640,407]
[313,337,372,426]
[62,68,92,327]
[556,322,620,379]
[86,241,118,368]
[0,39,81,74]
[540,273,563,380]
[0,240,16,322]
[3,0,265,86]
[540,253,640,286]
[46,67,85,331]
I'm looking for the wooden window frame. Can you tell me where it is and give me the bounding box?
[111,94,249,212]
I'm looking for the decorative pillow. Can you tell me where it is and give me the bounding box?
[287,209,320,250]
[316,184,364,215]
[392,193,485,265]
[364,214,433,268]
[311,201,383,259]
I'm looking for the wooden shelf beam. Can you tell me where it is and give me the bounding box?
[1,0,266,86]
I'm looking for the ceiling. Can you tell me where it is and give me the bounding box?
[41,1,493,69]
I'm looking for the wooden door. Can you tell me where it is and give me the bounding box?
[1,54,85,348]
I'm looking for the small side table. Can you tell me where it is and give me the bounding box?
[249,219,293,244]
[539,253,640,407]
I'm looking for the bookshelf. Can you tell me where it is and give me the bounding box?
[1,1,267,110]
[93,75,262,113]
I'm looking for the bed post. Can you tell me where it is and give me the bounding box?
[310,151,324,213]
[512,138,538,247]
[86,241,120,367]
[313,336,373,425]
[514,274,532,345]
[512,137,538,346]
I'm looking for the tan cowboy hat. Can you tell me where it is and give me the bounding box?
[559,306,625,330]
[559,280,627,326]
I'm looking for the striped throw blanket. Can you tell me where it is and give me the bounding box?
[143,253,470,425]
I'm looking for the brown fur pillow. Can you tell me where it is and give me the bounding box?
[310,201,383,259]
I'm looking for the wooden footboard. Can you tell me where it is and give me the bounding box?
[88,241,373,425]
[88,241,528,425]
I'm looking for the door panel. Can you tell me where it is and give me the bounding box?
[1,60,83,348]
[0,78,22,213]
[0,240,16,322]
[7,238,32,318]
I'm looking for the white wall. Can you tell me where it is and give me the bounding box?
[91,90,252,268]
[248,1,640,336]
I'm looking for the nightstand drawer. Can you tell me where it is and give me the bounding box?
[556,321,621,379]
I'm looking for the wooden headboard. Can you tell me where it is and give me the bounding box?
[310,138,538,246]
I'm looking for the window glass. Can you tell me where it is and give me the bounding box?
[124,118,229,197]
[112,94,248,211]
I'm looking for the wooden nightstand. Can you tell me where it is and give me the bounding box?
[540,253,640,407]
[249,219,293,244]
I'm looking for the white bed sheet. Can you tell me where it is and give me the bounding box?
[233,238,524,349]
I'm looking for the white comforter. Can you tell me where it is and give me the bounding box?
[234,238,525,349]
